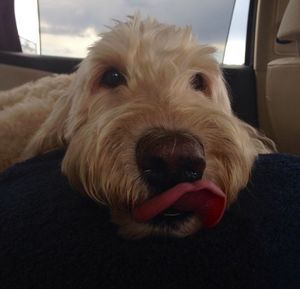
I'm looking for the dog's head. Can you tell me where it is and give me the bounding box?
[25,16,274,238]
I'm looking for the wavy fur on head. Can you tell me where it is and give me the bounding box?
[0,15,274,239]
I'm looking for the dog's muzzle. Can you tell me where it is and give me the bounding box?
[133,129,227,228]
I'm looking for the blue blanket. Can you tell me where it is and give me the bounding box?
[0,151,299,289]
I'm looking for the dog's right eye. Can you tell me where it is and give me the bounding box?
[191,73,207,92]
[100,68,126,88]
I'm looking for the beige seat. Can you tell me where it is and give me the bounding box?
[266,0,300,154]
[0,64,51,91]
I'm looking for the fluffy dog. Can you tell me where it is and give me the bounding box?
[0,16,274,238]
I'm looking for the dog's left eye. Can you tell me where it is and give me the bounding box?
[191,73,206,91]
[100,68,126,88]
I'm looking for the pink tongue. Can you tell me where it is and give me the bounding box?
[132,180,226,228]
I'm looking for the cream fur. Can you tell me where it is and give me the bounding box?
[0,16,274,239]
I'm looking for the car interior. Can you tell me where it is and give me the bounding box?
[0,0,299,288]
[1,0,299,155]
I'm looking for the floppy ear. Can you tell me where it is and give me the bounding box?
[241,120,276,154]
[21,81,74,160]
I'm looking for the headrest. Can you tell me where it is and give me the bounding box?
[277,0,300,41]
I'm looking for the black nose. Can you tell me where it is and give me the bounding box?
[136,129,206,194]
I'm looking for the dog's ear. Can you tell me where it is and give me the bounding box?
[21,80,74,160]
[240,120,276,154]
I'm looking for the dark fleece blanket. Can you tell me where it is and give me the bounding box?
[0,151,299,289]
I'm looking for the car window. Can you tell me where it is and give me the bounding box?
[15,0,250,64]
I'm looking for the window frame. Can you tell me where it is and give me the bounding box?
[0,0,22,52]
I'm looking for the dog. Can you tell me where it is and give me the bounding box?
[0,16,274,239]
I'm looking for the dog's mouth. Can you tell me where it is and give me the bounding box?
[132,180,227,228]
[149,207,194,227]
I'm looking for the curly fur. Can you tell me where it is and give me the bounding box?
[0,16,274,239]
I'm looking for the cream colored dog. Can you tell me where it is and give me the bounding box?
[0,16,274,238]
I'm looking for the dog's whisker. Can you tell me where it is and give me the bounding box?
[125,173,146,208]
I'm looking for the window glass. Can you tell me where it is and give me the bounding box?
[15,0,250,64]
[223,0,251,65]
[15,0,40,54]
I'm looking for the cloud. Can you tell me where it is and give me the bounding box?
[41,27,100,57]
[38,0,242,58]
[39,0,235,43]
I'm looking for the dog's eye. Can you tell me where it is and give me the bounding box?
[100,68,126,88]
[191,73,206,91]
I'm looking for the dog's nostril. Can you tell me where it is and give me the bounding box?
[183,164,205,182]
[136,129,206,193]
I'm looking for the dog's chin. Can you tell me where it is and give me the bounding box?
[111,209,202,239]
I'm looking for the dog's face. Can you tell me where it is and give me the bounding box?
[43,16,271,238]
